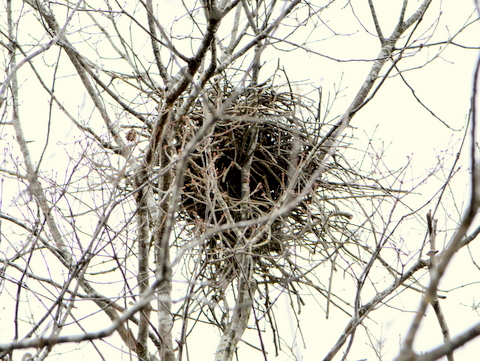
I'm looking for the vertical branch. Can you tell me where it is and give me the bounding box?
[145,0,170,84]
[154,213,175,361]
[240,124,259,219]
[215,256,254,361]
[135,193,152,360]
[367,0,385,44]
[153,128,176,361]
[426,211,453,361]
[470,7,480,213]
[250,41,262,86]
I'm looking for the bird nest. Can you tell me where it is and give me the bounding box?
[170,79,363,314]
[180,84,324,256]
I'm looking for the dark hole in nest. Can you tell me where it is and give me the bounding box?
[182,119,305,225]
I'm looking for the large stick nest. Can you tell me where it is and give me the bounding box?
[179,82,328,254]
[172,79,363,321]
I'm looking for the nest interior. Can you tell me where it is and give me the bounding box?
[183,121,296,218]
[180,84,321,253]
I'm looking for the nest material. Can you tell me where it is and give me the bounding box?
[183,121,297,219]
[180,85,320,253]
[173,81,360,315]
